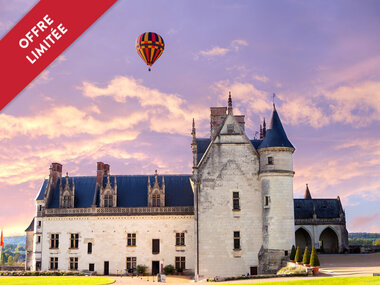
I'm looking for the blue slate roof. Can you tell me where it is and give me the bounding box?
[37,175,194,208]
[36,179,48,200]
[196,138,211,163]
[294,199,343,219]
[250,139,263,149]
[258,107,294,149]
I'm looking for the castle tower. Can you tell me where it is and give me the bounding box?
[257,105,295,272]
[193,94,262,279]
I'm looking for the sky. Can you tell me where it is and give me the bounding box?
[1,0,380,236]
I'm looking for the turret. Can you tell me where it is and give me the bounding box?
[258,104,295,253]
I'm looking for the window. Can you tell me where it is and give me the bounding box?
[38,221,41,227]
[63,195,71,208]
[37,236,41,243]
[49,257,58,270]
[89,263,95,272]
[127,233,136,247]
[233,231,240,250]
[70,233,79,249]
[267,156,273,165]
[175,257,185,269]
[87,242,92,254]
[104,194,113,207]
[38,205,42,211]
[69,257,78,270]
[233,192,240,210]
[285,250,289,256]
[152,239,160,254]
[126,257,136,271]
[264,195,270,208]
[176,233,185,246]
[227,124,234,133]
[152,194,160,207]
[50,234,59,249]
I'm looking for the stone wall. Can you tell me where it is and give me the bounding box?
[37,215,194,274]
[196,115,263,279]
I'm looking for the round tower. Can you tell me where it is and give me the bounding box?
[257,105,295,266]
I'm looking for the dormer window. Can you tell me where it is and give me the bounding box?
[268,157,273,165]
[148,170,165,207]
[100,174,117,208]
[59,173,75,208]
[104,194,113,207]
[152,194,160,207]
[63,195,71,208]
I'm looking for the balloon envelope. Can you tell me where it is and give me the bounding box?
[136,32,165,69]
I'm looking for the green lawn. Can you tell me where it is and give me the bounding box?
[228,277,380,285]
[0,277,114,285]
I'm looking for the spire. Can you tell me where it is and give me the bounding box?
[147,175,151,187]
[263,118,266,137]
[304,184,312,199]
[191,118,196,144]
[162,176,165,188]
[258,106,294,149]
[260,124,263,139]
[154,170,159,187]
[227,91,233,115]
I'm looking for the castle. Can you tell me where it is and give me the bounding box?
[25,95,348,279]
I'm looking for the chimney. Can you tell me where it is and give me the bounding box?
[210,107,227,138]
[234,115,245,131]
[50,162,62,188]
[104,164,110,176]
[97,162,104,185]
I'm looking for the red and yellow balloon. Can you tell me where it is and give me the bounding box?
[136,32,165,71]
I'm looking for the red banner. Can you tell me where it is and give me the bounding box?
[0,0,117,111]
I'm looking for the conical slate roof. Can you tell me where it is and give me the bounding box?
[258,106,294,149]
[304,184,312,199]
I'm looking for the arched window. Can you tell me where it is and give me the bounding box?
[152,194,160,207]
[104,194,113,207]
[63,194,71,208]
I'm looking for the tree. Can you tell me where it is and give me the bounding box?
[14,253,20,263]
[373,238,380,246]
[310,247,320,267]
[302,246,310,265]
[7,255,13,265]
[1,250,5,265]
[294,246,302,263]
[289,245,296,261]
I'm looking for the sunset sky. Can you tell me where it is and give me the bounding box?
[1,0,380,236]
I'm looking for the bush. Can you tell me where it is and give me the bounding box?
[176,267,183,273]
[289,245,296,261]
[294,246,302,263]
[163,264,175,275]
[277,266,307,275]
[310,247,320,267]
[302,246,310,265]
[137,265,147,275]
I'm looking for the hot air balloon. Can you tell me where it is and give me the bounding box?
[136,32,165,71]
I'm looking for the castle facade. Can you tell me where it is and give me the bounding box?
[25,96,348,279]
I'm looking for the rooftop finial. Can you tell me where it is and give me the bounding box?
[227,91,233,115]
[272,93,276,109]
[191,118,196,144]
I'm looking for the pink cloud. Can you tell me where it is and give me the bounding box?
[350,213,380,232]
